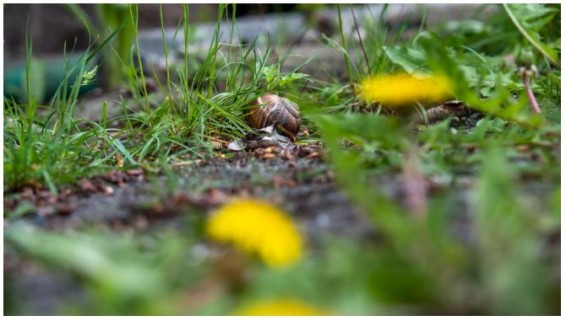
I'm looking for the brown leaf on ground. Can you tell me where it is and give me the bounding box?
[56,203,75,217]
[27,180,44,192]
[272,175,296,189]
[210,136,229,149]
[78,179,97,193]
[104,171,128,186]
[262,153,275,160]
[307,152,320,159]
[197,189,230,207]
[126,168,144,176]
[20,187,35,200]
[280,147,295,160]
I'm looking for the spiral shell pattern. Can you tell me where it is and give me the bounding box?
[247,94,301,139]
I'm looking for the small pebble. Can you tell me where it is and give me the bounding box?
[101,185,114,195]
[254,148,265,156]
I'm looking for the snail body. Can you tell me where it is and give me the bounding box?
[247,94,301,140]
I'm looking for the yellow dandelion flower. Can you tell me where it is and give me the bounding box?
[358,73,453,106]
[206,199,303,268]
[234,299,328,316]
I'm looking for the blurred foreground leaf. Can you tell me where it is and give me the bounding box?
[474,147,558,314]
[5,224,191,315]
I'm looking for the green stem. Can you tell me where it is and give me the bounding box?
[129,4,150,112]
[337,5,355,94]
[182,4,191,116]
[160,4,174,104]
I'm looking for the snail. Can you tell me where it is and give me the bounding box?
[247,94,301,141]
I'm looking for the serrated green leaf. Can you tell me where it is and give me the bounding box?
[503,4,559,66]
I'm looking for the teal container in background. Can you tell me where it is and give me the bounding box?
[4,53,99,104]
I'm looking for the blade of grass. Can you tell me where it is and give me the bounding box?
[337,4,355,91]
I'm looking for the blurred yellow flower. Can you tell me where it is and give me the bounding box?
[358,73,453,106]
[206,199,303,268]
[234,299,328,316]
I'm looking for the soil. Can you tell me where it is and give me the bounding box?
[4,140,373,315]
[5,129,559,315]
[5,86,559,315]
[5,142,371,236]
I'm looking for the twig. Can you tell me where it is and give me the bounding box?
[350,5,371,75]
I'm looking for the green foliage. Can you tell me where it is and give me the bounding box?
[310,111,559,314]
[3,23,126,191]
[5,224,201,315]
[473,147,551,314]
[310,7,561,304]
[67,4,135,88]
[502,4,560,66]
[257,63,309,93]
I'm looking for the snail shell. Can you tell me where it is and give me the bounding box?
[247,94,301,140]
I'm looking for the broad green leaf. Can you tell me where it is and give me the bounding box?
[384,46,427,74]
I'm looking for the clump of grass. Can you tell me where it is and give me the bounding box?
[3,20,124,192]
[4,4,312,191]
[108,4,311,165]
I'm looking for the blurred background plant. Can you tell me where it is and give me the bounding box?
[66,3,135,89]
